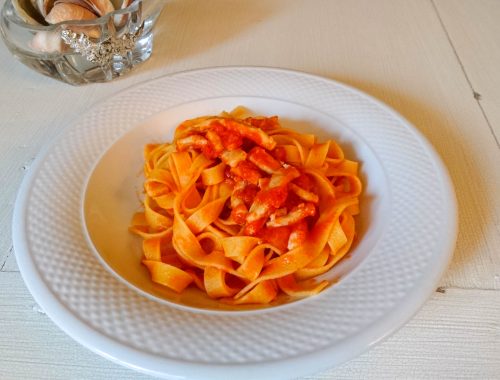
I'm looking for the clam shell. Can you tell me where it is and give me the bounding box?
[113,0,134,27]
[12,0,46,25]
[31,30,63,52]
[29,0,39,14]
[53,0,98,15]
[46,3,101,38]
[108,0,135,14]
[88,0,115,16]
[45,2,98,23]
[110,0,132,9]
[35,0,54,17]
[52,0,115,17]
[121,0,134,9]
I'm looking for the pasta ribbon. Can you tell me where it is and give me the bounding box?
[204,267,239,298]
[276,275,329,297]
[222,236,261,264]
[142,260,193,293]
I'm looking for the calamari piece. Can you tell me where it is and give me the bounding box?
[287,220,308,250]
[247,146,282,174]
[231,182,259,208]
[210,122,243,150]
[219,118,276,150]
[229,160,261,184]
[258,177,270,189]
[220,149,247,167]
[195,118,276,150]
[243,116,280,131]
[205,130,224,152]
[176,134,208,152]
[246,186,287,223]
[243,166,300,235]
[289,183,319,203]
[268,208,287,222]
[268,166,300,188]
[266,202,316,227]
[230,181,249,224]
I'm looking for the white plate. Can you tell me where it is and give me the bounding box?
[83,96,390,314]
[13,67,457,379]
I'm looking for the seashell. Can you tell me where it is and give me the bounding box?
[87,0,115,16]
[110,0,133,9]
[121,0,134,9]
[53,0,97,15]
[29,0,41,16]
[12,0,47,24]
[52,0,114,17]
[113,0,134,27]
[45,2,97,23]
[30,30,63,52]
[45,3,101,38]
[35,0,54,17]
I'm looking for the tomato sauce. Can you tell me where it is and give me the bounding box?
[230,204,248,225]
[230,161,262,184]
[244,116,279,130]
[287,220,308,249]
[271,146,286,162]
[200,144,219,160]
[225,119,270,148]
[187,120,321,240]
[294,173,313,190]
[237,184,259,206]
[255,185,288,209]
[248,147,281,173]
[211,122,243,150]
[257,226,291,252]
[243,218,267,236]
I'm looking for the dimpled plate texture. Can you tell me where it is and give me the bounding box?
[13,67,457,380]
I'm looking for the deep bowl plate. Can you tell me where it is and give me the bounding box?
[13,67,457,380]
[82,96,390,313]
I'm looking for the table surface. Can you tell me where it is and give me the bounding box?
[1,0,499,379]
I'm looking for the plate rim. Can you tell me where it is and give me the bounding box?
[12,66,458,380]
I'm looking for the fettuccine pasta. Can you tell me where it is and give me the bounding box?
[130,107,362,305]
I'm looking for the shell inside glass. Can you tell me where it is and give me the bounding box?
[1,0,165,84]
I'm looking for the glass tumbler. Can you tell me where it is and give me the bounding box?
[0,0,166,85]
